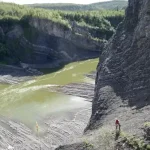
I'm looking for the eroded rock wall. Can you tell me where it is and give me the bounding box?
[87,0,150,130]
[0,18,105,66]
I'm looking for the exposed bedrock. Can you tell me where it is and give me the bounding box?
[87,0,150,130]
[0,18,106,67]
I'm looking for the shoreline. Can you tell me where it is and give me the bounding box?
[0,58,97,84]
[56,82,95,102]
[0,102,92,150]
[0,64,42,84]
[0,64,96,150]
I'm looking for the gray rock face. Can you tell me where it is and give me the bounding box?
[29,18,105,52]
[1,19,104,66]
[87,0,150,130]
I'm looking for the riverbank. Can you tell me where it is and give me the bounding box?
[0,64,38,84]
[55,71,96,101]
[0,59,97,150]
[0,101,92,150]
[56,83,94,102]
[0,82,94,149]
[0,63,96,85]
[0,79,94,149]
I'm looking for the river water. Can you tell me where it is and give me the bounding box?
[0,59,98,132]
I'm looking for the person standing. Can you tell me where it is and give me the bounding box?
[115,118,121,131]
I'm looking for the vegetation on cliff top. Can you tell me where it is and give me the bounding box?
[0,2,124,30]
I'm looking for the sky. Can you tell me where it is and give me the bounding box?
[0,0,112,4]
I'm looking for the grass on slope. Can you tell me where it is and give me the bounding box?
[120,131,150,150]
[81,124,150,150]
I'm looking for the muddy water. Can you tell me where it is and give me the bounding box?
[0,59,98,131]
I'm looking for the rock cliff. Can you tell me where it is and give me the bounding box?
[0,18,106,67]
[87,0,150,130]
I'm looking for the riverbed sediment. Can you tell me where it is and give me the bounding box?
[0,102,92,150]
[0,62,96,150]
[0,64,37,84]
[56,83,94,102]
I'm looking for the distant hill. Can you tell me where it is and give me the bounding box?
[28,1,127,11]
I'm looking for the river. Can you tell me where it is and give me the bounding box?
[0,59,98,134]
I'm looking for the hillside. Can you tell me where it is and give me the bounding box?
[28,0,127,11]
[0,2,124,67]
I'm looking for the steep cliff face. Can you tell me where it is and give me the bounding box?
[0,18,105,67]
[87,0,150,130]
[29,18,105,52]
